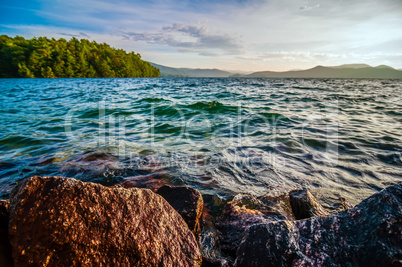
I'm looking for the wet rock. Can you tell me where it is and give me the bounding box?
[157,185,203,233]
[289,189,330,220]
[235,182,402,266]
[338,197,354,210]
[115,175,166,191]
[0,200,12,267]
[216,193,294,257]
[202,194,227,217]
[9,176,202,266]
[0,200,9,229]
[198,195,231,267]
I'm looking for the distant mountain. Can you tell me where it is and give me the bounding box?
[373,65,395,69]
[245,65,402,79]
[328,64,372,69]
[149,62,402,79]
[149,63,233,77]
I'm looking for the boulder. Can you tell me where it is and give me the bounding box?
[216,193,294,257]
[9,176,202,266]
[235,182,402,266]
[0,200,12,267]
[156,185,203,233]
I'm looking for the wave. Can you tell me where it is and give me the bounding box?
[186,101,239,113]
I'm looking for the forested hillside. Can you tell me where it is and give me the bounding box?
[0,35,160,78]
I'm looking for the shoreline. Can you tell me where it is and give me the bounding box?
[1,175,401,266]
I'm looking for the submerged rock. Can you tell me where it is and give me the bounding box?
[157,185,204,233]
[59,151,121,179]
[9,176,202,266]
[235,182,402,266]
[0,200,12,267]
[116,175,166,191]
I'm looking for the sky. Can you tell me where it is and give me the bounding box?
[1,0,402,72]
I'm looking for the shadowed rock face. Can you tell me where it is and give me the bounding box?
[289,189,330,219]
[8,176,202,267]
[0,200,12,267]
[216,193,295,257]
[157,185,204,233]
[235,182,402,267]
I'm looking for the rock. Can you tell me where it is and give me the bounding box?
[9,176,202,266]
[235,182,402,266]
[157,185,203,233]
[338,197,354,210]
[0,200,9,230]
[216,193,294,257]
[0,200,12,267]
[199,195,232,267]
[289,189,330,219]
[115,175,166,191]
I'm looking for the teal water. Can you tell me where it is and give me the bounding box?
[0,78,401,206]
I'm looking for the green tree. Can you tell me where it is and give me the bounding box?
[0,35,160,78]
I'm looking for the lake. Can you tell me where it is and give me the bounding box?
[0,78,401,207]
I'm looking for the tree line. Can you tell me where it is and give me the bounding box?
[0,35,160,78]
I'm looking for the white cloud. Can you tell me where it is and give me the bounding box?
[123,23,243,55]
[2,0,402,70]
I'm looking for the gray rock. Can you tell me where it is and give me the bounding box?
[9,176,202,266]
[235,182,402,267]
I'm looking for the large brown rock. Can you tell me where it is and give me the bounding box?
[9,176,202,266]
[235,182,402,266]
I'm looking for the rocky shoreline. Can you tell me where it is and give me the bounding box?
[0,176,401,266]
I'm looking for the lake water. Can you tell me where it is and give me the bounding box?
[0,78,401,207]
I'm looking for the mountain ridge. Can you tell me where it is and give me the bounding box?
[150,62,402,79]
[243,65,402,79]
[149,62,232,77]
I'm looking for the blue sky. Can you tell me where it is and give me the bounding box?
[1,0,402,71]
